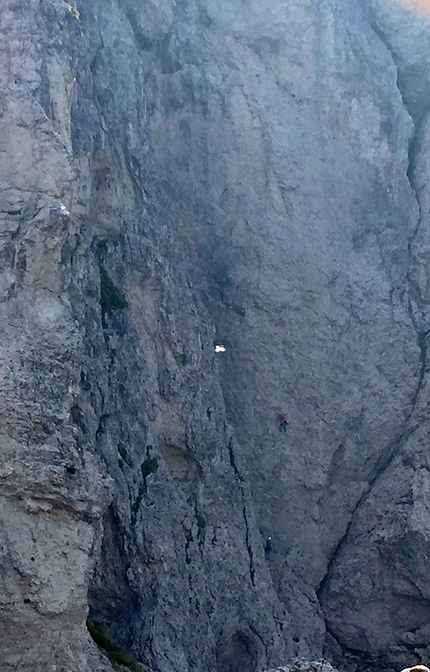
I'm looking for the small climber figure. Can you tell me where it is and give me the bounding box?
[264,537,273,554]
[278,412,288,432]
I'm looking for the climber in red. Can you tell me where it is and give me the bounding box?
[278,412,288,432]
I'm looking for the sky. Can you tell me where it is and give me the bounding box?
[395,0,430,13]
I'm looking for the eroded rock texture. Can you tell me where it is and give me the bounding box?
[265,660,338,672]
[2,0,430,670]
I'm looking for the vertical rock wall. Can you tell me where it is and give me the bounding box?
[0,2,113,670]
[319,1,430,669]
[2,0,430,671]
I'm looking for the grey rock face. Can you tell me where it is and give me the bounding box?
[2,0,430,671]
[319,1,430,669]
[265,660,338,672]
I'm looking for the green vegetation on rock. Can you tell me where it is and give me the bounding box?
[86,618,147,672]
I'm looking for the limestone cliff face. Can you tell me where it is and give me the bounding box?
[2,0,430,671]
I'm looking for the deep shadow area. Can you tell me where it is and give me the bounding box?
[216,631,259,672]
[88,505,139,636]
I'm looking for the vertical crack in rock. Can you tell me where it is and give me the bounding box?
[228,439,255,587]
[242,501,256,588]
[249,623,269,662]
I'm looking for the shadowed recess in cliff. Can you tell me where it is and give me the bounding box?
[216,631,259,672]
[88,505,139,633]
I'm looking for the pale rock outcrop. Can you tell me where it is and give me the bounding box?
[265,661,338,672]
